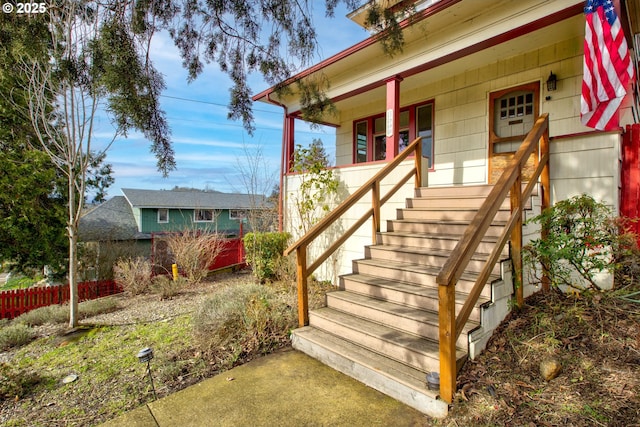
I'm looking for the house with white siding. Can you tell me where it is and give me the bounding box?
[254,0,639,417]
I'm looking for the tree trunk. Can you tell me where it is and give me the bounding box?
[68,169,78,328]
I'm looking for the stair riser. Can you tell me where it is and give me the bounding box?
[341,277,481,322]
[398,207,512,222]
[388,221,505,237]
[366,247,501,275]
[326,294,469,348]
[405,198,511,210]
[415,186,494,198]
[309,312,440,373]
[351,261,492,298]
[378,234,508,257]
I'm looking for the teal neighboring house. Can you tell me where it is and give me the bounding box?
[79,188,270,278]
[120,188,266,236]
[80,188,268,241]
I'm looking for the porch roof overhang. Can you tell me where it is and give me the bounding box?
[252,0,585,124]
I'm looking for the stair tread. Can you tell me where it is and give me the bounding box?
[391,217,508,225]
[369,244,492,261]
[325,291,480,334]
[342,272,491,307]
[353,258,501,283]
[381,230,502,243]
[292,326,442,397]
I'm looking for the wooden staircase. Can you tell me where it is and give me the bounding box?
[291,185,520,418]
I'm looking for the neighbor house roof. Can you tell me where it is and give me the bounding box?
[78,196,142,241]
[121,188,268,210]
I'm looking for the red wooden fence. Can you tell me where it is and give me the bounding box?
[0,280,122,320]
[621,124,640,246]
[209,238,246,271]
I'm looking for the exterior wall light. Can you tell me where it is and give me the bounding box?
[546,71,557,92]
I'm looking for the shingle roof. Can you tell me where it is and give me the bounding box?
[78,196,142,241]
[121,188,268,209]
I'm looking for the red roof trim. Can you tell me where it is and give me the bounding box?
[252,0,463,103]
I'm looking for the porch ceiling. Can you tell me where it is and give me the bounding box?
[332,13,584,117]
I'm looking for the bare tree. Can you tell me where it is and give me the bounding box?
[232,141,278,232]
[19,2,174,327]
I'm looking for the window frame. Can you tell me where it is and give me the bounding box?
[352,100,434,168]
[229,209,248,221]
[194,209,215,223]
[157,208,169,223]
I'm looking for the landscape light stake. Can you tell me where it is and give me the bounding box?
[137,347,157,400]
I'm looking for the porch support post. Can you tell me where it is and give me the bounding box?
[279,115,295,232]
[385,76,403,161]
[284,115,296,172]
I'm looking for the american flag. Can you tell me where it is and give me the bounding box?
[581,0,635,131]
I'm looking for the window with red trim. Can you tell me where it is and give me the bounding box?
[353,101,433,167]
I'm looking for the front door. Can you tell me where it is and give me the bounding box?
[489,82,540,183]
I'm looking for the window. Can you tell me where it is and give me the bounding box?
[194,209,214,222]
[157,208,168,223]
[353,101,434,167]
[229,209,248,220]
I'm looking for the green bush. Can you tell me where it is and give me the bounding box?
[14,297,120,326]
[14,305,68,326]
[193,282,296,368]
[0,323,35,350]
[243,232,291,282]
[78,296,120,318]
[524,194,623,291]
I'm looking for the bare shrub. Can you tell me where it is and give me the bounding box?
[165,231,225,285]
[113,257,152,295]
[78,240,146,281]
[152,275,187,299]
[193,282,296,368]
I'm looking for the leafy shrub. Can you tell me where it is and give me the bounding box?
[0,323,35,350]
[524,194,627,291]
[193,282,296,368]
[243,232,291,282]
[113,257,152,295]
[164,231,225,285]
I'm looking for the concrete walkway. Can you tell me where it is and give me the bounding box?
[100,349,432,427]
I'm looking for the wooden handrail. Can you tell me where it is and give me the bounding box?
[286,137,423,327]
[436,113,550,404]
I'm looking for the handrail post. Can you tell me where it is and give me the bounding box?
[296,245,309,327]
[372,181,381,244]
[438,281,456,404]
[539,132,551,291]
[414,139,423,188]
[511,173,523,307]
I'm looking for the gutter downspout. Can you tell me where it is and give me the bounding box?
[267,92,288,232]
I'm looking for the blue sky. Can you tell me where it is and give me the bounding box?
[97,3,369,199]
